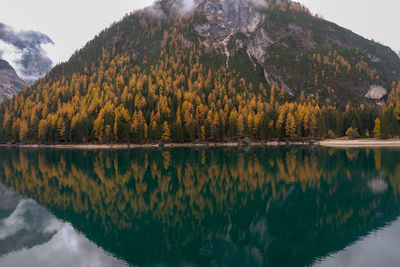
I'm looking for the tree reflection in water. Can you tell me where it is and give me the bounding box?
[0,147,400,266]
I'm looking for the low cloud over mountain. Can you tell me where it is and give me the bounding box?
[0,23,54,84]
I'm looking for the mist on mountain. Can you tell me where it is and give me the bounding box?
[0,22,54,85]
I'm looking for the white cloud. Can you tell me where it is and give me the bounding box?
[0,40,21,71]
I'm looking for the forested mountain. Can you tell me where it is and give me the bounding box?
[0,59,25,102]
[0,0,400,143]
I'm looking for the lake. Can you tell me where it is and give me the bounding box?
[0,147,400,267]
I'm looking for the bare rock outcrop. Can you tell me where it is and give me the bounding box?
[0,59,25,102]
[365,85,387,100]
[195,0,268,67]
[193,0,297,93]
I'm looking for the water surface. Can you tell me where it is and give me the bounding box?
[0,147,400,266]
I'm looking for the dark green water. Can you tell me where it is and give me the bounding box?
[1,147,400,267]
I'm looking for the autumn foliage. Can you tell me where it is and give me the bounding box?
[0,10,399,144]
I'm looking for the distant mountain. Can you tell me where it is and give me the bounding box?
[0,59,25,101]
[1,0,400,143]
[0,22,53,85]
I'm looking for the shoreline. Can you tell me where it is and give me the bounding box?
[0,141,311,149]
[317,139,400,148]
[1,139,400,149]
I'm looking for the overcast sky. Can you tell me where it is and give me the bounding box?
[0,0,399,66]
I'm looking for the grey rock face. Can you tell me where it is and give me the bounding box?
[193,0,299,92]
[365,85,387,100]
[193,0,300,95]
[0,59,25,101]
[195,0,268,67]
[195,0,266,41]
[247,28,274,65]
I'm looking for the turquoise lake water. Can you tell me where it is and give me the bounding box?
[0,147,400,266]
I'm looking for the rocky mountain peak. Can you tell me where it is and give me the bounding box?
[0,59,13,71]
[194,0,268,68]
[195,0,266,40]
[0,59,25,102]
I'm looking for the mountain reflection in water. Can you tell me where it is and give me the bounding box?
[0,147,399,267]
[0,184,128,267]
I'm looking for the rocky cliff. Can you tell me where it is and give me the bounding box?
[0,59,25,102]
[187,0,399,104]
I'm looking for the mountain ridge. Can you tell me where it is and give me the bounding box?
[47,0,400,104]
